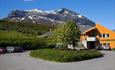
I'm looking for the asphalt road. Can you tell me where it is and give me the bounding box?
[0,51,115,70]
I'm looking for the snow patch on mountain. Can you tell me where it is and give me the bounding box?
[20,17,25,21]
[28,16,33,19]
[64,11,69,14]
[45,10,56,14]
[78,15,82,18]
[26,9,45,13]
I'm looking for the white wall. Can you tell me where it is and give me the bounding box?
[82,40,87,48]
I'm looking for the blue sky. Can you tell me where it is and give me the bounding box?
[0,0,115,30]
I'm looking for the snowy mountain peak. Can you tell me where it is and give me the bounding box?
[25,9,45,13]
[25,8,75,14]
[5,8,95,27]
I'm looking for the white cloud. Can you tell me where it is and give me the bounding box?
[24,0,34,2]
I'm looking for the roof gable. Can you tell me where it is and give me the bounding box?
[96,23,115,34]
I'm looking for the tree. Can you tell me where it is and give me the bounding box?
[51,21,81,49]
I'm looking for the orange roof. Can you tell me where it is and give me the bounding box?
[96,23,115,34]
[82,23,115,35]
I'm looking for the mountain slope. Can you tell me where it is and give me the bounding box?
[0,20,54,35]
[4,8,95,26]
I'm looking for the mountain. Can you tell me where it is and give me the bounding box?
[4,8,95,32]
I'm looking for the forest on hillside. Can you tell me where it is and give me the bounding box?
[0,20,55,35]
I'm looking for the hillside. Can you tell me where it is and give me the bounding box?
[0,20,54,35]
[0,30,33,39]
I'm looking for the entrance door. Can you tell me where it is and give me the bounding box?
[87,41,95,49]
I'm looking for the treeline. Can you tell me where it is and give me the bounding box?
[0,20,54,35]
[0,30,49,49]
[0,37,48,50]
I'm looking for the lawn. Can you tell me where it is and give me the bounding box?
[30,49,103,62]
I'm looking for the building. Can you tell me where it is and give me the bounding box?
[80,23,115,49]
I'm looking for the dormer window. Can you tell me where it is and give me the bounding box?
[99,34,102,37]
[99,34,109,38]
[103,34,105,37]
[105,34,109,38]
[107,34,109,37]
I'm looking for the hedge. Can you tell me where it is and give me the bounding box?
[30,49,103,62]
[0,37,48,50]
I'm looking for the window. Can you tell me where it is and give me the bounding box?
[99,34,102,37]
[103,43,106,45]
[100,43,102,46]
[107,34,109,37]
[100,34,109,38]
[107,43,110,46]
[103,43,110,46]
[103,34,105,37]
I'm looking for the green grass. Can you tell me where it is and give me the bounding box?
[0,30,34,39]
[30,49,103,62]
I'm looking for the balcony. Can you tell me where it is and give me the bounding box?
[86,37,96,41]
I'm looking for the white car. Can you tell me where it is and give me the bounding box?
[102,46,110,50]
[6,47,14,53]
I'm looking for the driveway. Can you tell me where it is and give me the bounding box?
[0,51,115,70]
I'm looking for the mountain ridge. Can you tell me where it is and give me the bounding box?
[6,8,94,26]
[4,8,95,32]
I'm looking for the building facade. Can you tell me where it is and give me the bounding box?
[80,24,115,49]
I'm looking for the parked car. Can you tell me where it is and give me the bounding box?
[0,48,3,54]
[95,46,111,50]
[95,46,103,50]
[102,46,111,50]
[14,46,23,52]
[0,47,7,54]
[6,46,14,53]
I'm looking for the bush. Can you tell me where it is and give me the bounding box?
[30,49,103,62]
[112,48,115,51]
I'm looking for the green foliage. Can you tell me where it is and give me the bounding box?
[0,30,48,49]
[30,49,103,62]
[51,21,81,49]
[0,20,54,35]
[112,48,115,51]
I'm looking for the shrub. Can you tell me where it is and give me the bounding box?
[112,48,115,51]
[30,49,103,62]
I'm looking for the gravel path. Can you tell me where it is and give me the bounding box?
[0,51,115,70]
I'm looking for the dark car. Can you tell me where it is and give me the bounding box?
[96,46,111,50]
[6,46,23,53]
[95,46,103,50]
[14,46,23,52]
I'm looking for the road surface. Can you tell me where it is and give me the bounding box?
[0,51,115,70]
